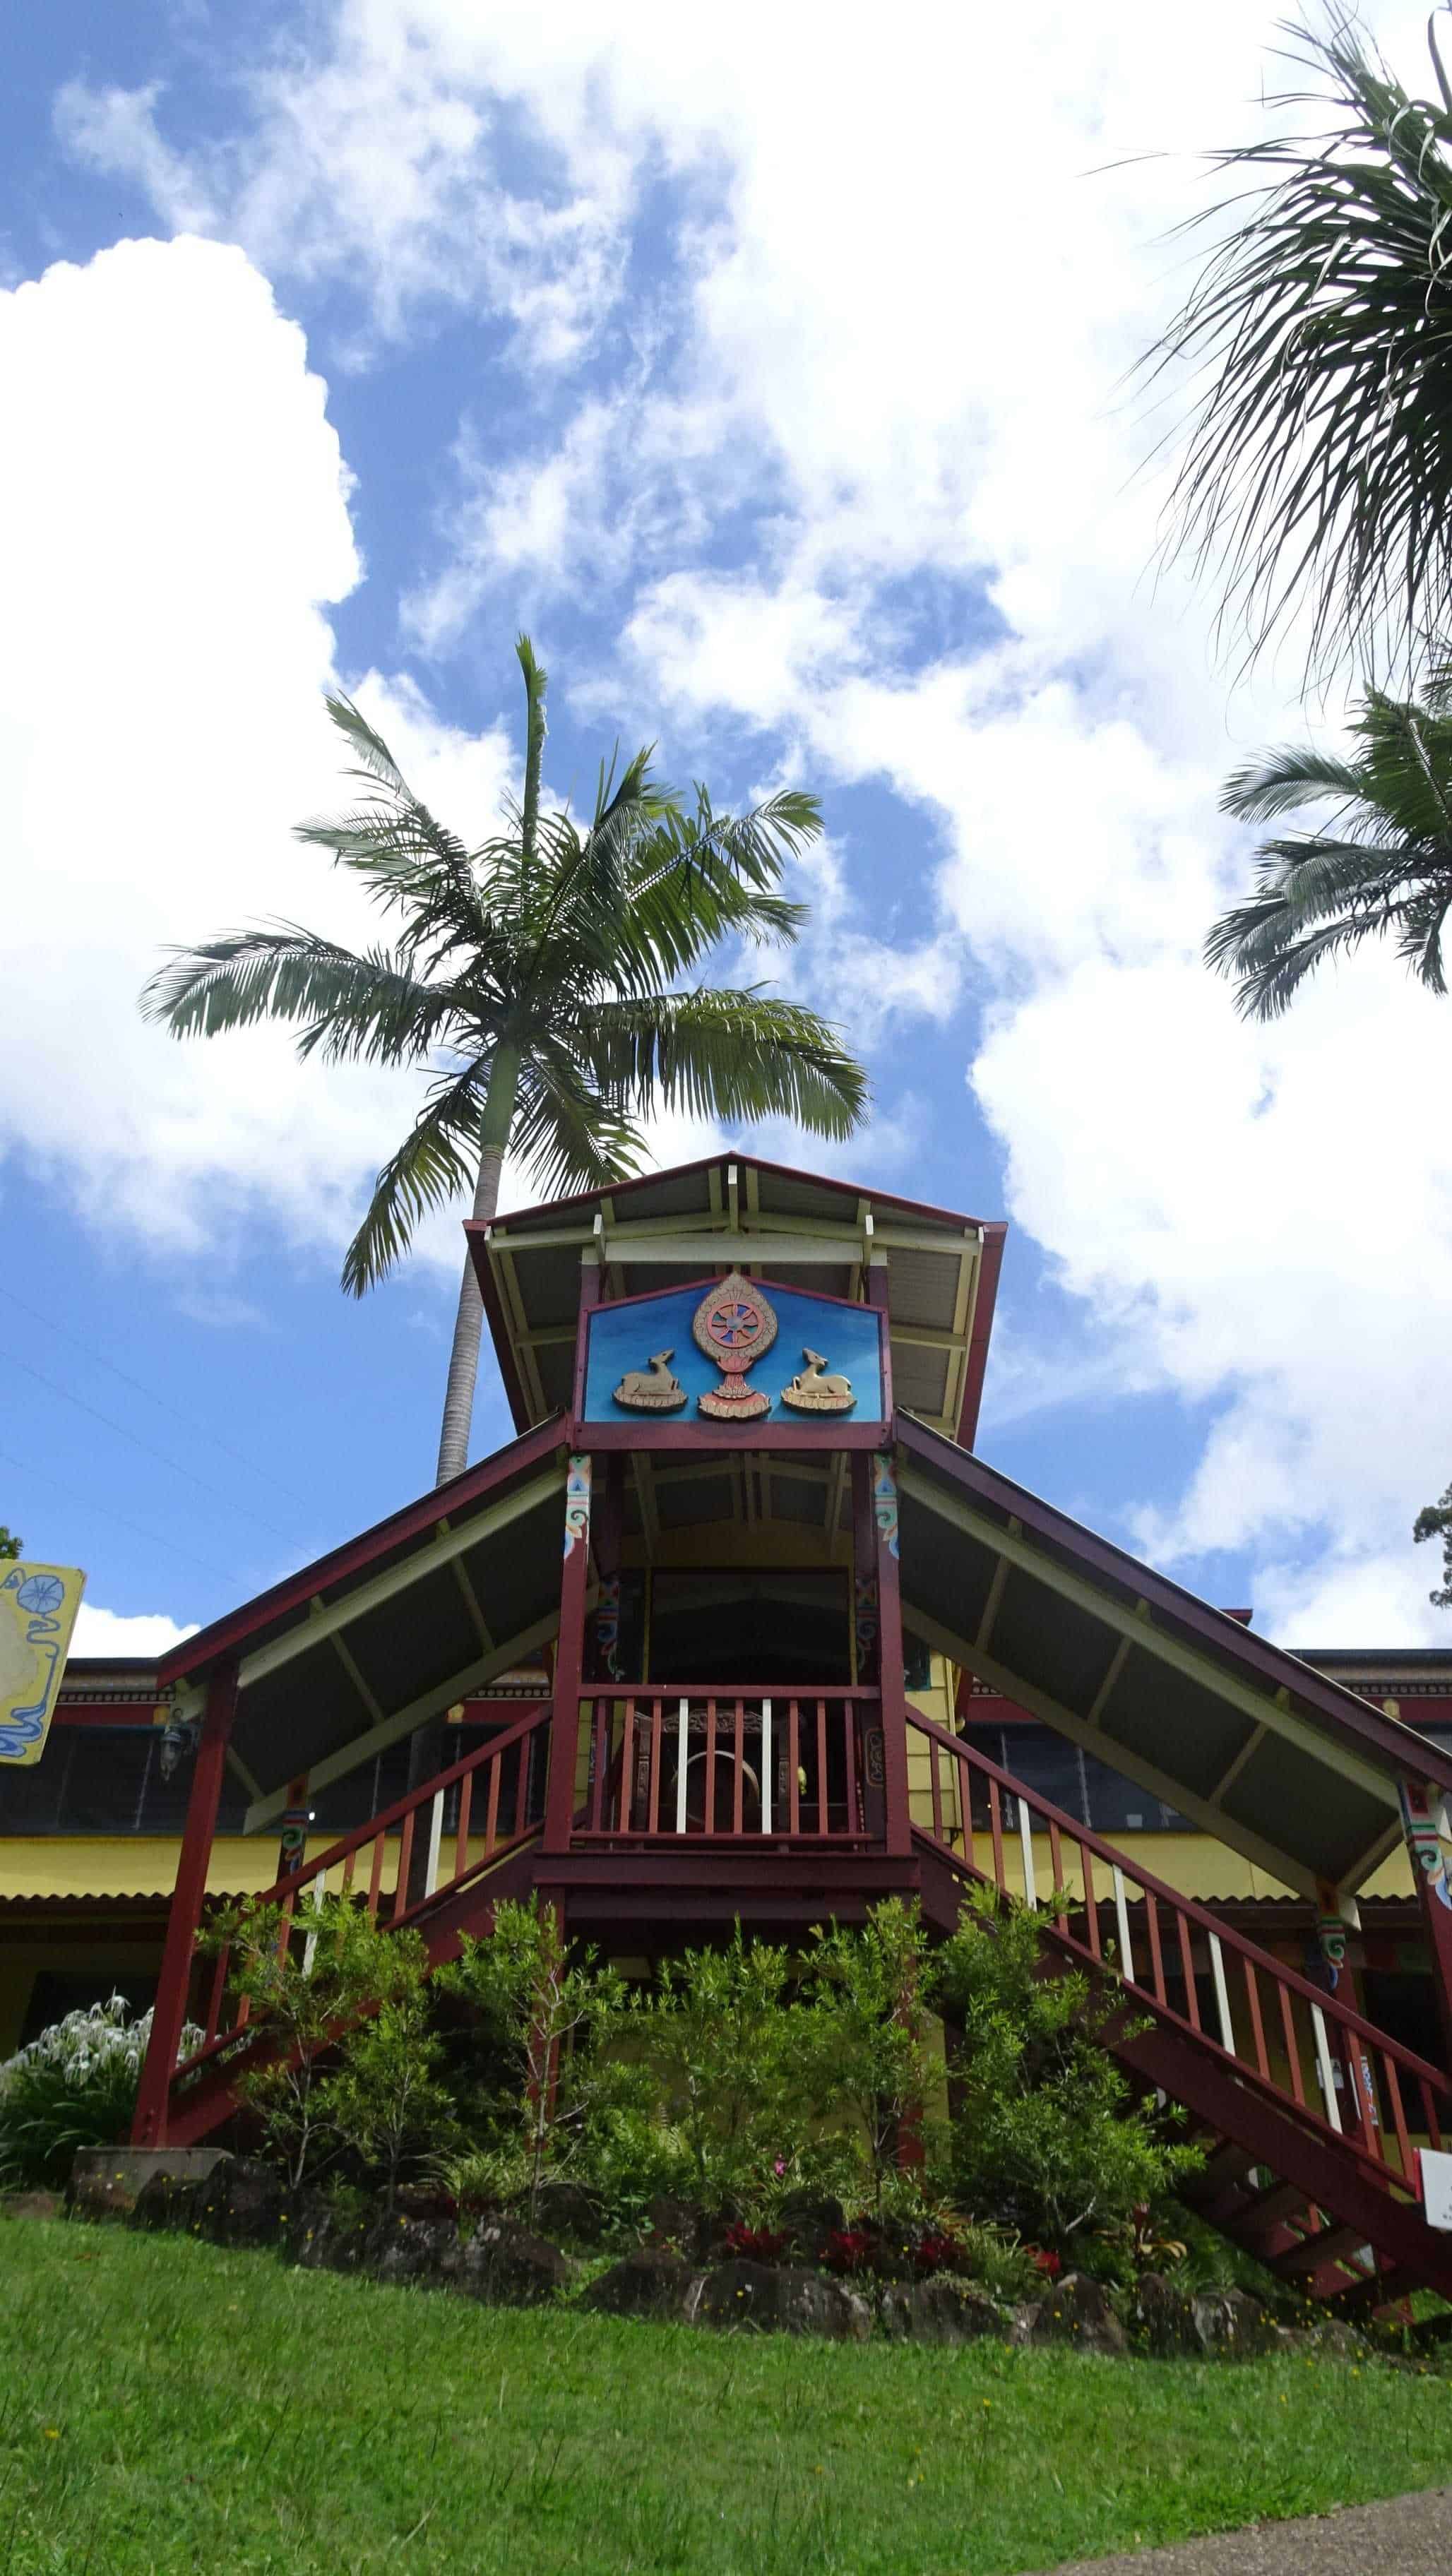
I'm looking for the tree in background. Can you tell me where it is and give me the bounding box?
[1148,17,1452,688]
[0,1529,21,1561]
[1207,681,1452,1017]
[1414,1481,1452,1608]
[1151,18,1452,1596]
[143,639,867,1484]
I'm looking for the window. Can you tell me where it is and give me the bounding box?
[958,1722,1189,1832]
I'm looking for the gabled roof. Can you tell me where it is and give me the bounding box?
[157,1419,567,1824]
[468,1151,1005,1448]
[895,1414,1452,1900]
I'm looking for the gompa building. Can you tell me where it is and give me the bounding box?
[5,1154,1452,2306]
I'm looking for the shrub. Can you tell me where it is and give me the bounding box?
[933,1888,1202,2257]
[316,1928,454,2211]
[821,2226,874,2274]
[203,1895,417,2189]
[637,1926,813,2219]
[440,1897,636,2226]
[802,1900,941,2224]
[722,2220,789,2262]
[0,1996,201,2188]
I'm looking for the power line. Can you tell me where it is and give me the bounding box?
[0,1279,314,1513]
[3,1350,303,1549]
[0,1441,236,1583]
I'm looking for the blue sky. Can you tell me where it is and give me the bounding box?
[4,1,1451,1657]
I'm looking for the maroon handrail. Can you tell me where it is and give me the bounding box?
[177,1703,552,2082]
[251,1700,550,1909]
[905,1706,1448,2092]
[905,1705,1451,2181]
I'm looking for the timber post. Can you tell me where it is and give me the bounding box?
[864,1256,912,1859]
[131,1659,237,2148]
[543,1453,593,1856]
[1400,1775,1452,2070]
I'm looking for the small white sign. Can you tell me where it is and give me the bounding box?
[1422,2147,1452,2231]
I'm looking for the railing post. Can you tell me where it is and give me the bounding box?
[867,1443,912,1859]
[1399,1775,1452,2070]
[131,1658,237,2147]
[542,1452,592,1854]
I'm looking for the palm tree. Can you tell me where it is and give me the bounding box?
[1207,681,1452,1018]
[1149,17,1452,685]
[143,638,868,1481]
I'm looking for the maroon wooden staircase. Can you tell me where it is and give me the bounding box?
[905,1705,1452,2310]
[159,1690,1452,2313]
[165,1703,553,2147]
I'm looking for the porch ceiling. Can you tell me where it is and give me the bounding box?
[895,1416,1452,1904]
[468,1152,1005,1448]
[155,1421,569,1824]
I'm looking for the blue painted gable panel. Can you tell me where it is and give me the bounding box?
[583,1284,885,1424]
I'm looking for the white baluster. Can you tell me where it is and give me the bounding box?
[1112,1866,1135,1981]
[676,1699,689,1835]
[1312,2005,1342,2133]
[424,1788,444,1899]
[1208,1933,1234,2052]
[761,1700,772,1835]
[1018,1796,1037,1909]
[302,1875,326,1976]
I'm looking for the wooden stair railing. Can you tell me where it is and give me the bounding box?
[905,1705,1452,2306]
[172,1702,551,2116]
[571,1688,878,1842]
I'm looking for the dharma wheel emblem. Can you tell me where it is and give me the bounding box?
[693,1271,777,1421]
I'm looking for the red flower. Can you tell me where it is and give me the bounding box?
[821,2227,875,2274]
[1028,2246,1062,2277]
[724,2222,788,2262]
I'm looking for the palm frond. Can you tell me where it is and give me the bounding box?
[576,988,869,1138]
[509,1059,645,1200]
[140,926,445,1063]
[323,693,408,796]
[341,1061,487,1295]
[1205,897,1405,1018]
[1220,745,1383,821]
[1148,20,1452,681]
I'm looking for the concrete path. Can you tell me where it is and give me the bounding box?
[1038,2486,1452,2575]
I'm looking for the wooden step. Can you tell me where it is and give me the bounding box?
[1270,2223,1369,2280]
[1234,2178,1313,2246]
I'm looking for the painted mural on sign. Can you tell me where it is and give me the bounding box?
[583,1278,885,1424]
[0,1563,86,1765]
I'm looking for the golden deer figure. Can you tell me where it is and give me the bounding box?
[613,1349,687,1411]
[780,1348,855,1412]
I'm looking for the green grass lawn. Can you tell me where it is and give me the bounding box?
[0,2222,1448,2575]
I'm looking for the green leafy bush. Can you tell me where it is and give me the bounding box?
[315,1928,453,2210]
[0,1996,201,2188]
[803,1899,941,2224]
[205,1895,441,2190]
[440,1897,638,2224]
[933,1888,1202,2258]
[635,1926,818,2219]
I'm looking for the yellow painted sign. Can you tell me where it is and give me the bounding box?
[0,1563,86,1765]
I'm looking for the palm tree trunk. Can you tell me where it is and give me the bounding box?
[433,642,546,1486]
[407,647,546,1868]
[434,1039,523,1484]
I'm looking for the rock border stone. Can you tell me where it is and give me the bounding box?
[66,2151,1368,2359]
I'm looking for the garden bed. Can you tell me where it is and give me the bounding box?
[74,2150,1381,2364]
